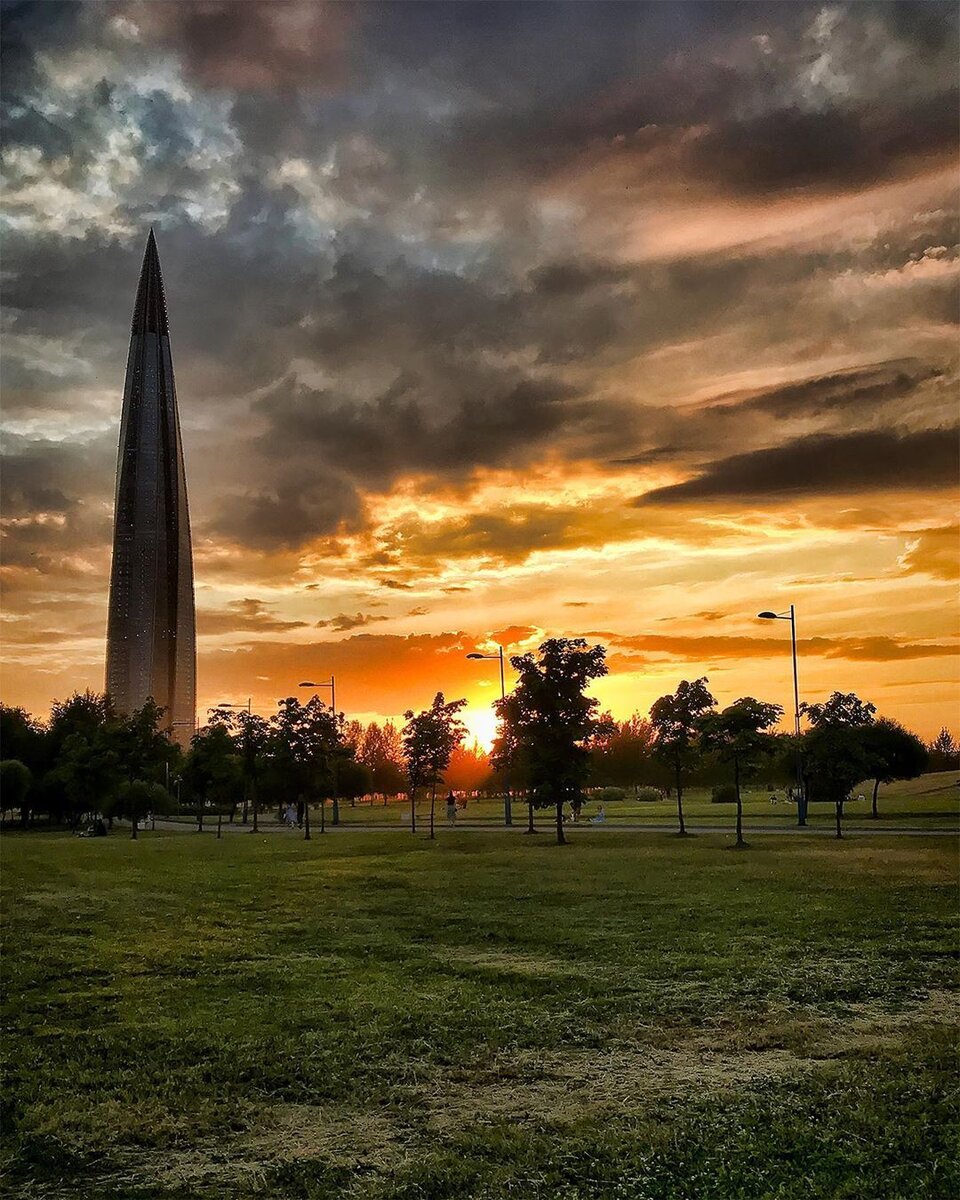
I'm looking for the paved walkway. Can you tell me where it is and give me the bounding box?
[152,819,957,838]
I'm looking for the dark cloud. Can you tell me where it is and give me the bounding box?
[596,631,959,664]
[197,598,308,636]
[636,427,960,505]
[130,1,358,92]
[701,361,944,419]
[316,612,388,632]
[212,474,366,551]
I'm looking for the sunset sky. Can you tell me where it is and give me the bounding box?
[2,0,958,748]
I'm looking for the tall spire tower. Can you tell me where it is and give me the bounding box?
[106,230,196,744]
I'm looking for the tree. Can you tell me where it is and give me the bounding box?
[588,712,656,791]
[493,638,607,845]
[0,760,32,826]
[184,723,239,834]
[402,693,468,838]
[114,698,179,788]
[211,709,272,828]
[357,721,407,800]
[0,706,47,780]
[800,690,877,839]
[337,758,374,805]
[699,697,783,848]
[649,678,717,836]
[927,727,960,771]
[862,719,927,818]
[105,780,174,839]
[53,729,123,829]
[802,692,877,729]
[444,741,491,794]
[270,696,349,837]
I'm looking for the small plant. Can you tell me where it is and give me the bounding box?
[596,786,627,803]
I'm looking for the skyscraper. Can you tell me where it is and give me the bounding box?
[106,230,196,744]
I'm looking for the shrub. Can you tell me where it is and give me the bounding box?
[595,786,627,804]
[635,787,661,802]
[711,783,738,804]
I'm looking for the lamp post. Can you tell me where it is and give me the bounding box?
[466,646,511,826]
[757,605,806,826]
[299,678,337,834]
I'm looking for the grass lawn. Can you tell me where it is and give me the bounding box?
[2,830,957,1198]
[266,769,960,829]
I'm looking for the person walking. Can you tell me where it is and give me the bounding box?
[446,791,457,826]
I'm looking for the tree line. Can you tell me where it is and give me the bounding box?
[1,638,954,844]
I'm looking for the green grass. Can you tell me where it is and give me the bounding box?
[275,769,959,829]
[2,830,957,1198]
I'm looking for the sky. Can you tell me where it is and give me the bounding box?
[1,0,958,748]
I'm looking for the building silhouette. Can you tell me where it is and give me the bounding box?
[106,230,196,744]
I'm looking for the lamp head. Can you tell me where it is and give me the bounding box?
[299,681,316,687]
[757,611,778,620]
[466,653,484,660]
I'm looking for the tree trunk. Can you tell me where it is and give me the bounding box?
[555,800,566,845]
[871,778,880,819]
[217,807,223,839]
[252,784,259,833]
[675,764,686,836]
[835,797,843,839]
[242,783,249,825]
[197,794,204,833]
[410,788,416,833]
[429,783,436,840]
[131,812,138,840]
[526,797,536,834]
[332,796,340,826]
[734,758,746,847]
[304,793,312,840]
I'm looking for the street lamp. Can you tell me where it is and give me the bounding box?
[466,646,511,826]
[758,605,806,826]
[299,678,337,836]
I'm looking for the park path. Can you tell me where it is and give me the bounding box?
[151,818,957,837]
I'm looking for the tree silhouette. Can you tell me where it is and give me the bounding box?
[493,638,607,845]
[699,697,783,848]
[650,678,717,836]
[402,693,467,838]
[801,691,876,838]
[862,718,927,818]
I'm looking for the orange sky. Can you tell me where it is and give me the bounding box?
[2,2,958,744]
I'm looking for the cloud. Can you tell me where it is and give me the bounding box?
[130,1,357,92]
[596,631,959,664]
[636,427,960,505]
[197,598,308,637]
[898,525,960,581]
[316,611,389,632]
[699,360,944,419]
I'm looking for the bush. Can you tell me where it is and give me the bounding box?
[595,786,627,804]
[635,787,661,803]
[711,783,738,804]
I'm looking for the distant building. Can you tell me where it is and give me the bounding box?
[106,230,196,745]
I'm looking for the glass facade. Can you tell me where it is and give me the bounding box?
[106,230,196,745]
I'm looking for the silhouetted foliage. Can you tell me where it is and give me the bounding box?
[699,697,783,847]
[0,760,33,825]
[862,719,927,818]
[402,693,468,838]
[105,780,174,839]
[269,696,352,836]
[927,727,960,771]
[650,678,717,836]
[799,691,878,838]
[493,638,607,845]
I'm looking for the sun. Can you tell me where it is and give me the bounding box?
[462,705,498,754]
